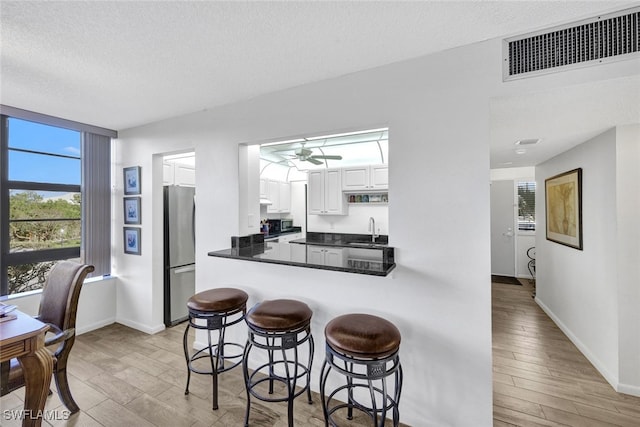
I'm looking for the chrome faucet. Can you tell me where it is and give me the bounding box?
[368,217,379,242]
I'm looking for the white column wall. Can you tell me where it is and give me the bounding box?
[616,124,640,395]
[115,40,496,427]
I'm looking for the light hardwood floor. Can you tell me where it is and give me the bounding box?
[1,321,401,426]
[2,283,639,426]
[492,280,640,427]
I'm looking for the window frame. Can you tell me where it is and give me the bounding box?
[516,180,536,233]
[0,108,116,296]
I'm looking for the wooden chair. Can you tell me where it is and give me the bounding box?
[0,261,94,413]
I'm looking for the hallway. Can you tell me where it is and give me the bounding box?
[492,281,640,426]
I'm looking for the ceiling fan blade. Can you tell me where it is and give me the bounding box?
[310,155,342,160]
[306,157,323,165]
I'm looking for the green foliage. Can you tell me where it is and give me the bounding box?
[9,191,81,251]
[8,262,55,294]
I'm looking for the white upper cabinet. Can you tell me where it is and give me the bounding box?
[259,178,267,199]
[308,169,347,215]
[265,179,290,213]
[369,165,389,189]
[163,162,195,187]
[279,181,291,212]
[342,165,388,191]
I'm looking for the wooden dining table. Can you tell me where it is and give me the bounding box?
[0,309,53,427]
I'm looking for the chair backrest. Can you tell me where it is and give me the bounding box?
[38,261,95,331]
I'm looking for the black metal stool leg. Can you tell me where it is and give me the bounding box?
[242,338,253,427]
[183,323,191,395]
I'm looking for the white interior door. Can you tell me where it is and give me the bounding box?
[490,180,516,277]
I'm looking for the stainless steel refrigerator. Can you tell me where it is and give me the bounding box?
[164,185,196,326]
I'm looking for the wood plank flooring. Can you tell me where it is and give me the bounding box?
[492,280,640,427]
[2,282,638,426]
[0,322,400,426]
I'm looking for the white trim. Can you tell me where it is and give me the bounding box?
[76,317,116,335]
[617,382,640,397]
[116,317,165,335]
[535,296,620,391]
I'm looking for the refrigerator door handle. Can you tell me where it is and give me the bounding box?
[174,265,196,274]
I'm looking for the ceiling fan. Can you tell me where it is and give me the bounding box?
[290,144,342,165]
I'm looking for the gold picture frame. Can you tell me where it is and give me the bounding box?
[545,168,583,250]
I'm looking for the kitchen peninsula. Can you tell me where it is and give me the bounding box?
[208,233,395,276]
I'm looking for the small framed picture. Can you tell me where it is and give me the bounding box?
[124,166,141,195]
[123,197,141,224]
[123,227,141,255]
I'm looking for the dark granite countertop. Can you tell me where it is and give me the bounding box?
[208,235,395,276]
[263,227,302,240]
[289,232,389,249]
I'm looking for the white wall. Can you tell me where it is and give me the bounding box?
[6,277,117,335]
[536,126,640,395]
[113,37,639,424]
[615,124,640,395]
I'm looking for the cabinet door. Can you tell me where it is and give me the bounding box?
[163,163,174,185]
[259,178,267,199]
[175,164,195,187]
[307,170,324,214]
[342,166,369,191]
[324,248,345,267]
[307,246,325,265]
[370,165,388,189]
[278,181,291,212]
[324,169,345,215]
[266,180,280,213]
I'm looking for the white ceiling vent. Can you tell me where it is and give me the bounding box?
[503,7,639,81]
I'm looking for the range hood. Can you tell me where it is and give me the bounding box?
[260,198,272,205]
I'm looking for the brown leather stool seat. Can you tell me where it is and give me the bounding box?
[245,298,312,332]
[320,313,403,427]
[187,288,248,313]
[325,313,401,359]
[242,299,314,427]
[183,287,248,411]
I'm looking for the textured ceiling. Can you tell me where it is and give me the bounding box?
[1,1,637,167]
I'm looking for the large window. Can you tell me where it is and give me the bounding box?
[517,181,536,231]
[1,110,114,296]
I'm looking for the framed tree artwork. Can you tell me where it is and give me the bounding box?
[545,168,583,250]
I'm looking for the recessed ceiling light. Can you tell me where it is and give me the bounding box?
[515,148,527,155]
[515,138,540,146]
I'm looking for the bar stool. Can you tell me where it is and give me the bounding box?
[242,299,314,427]
[320,313,403,427]
[183,287,248,410]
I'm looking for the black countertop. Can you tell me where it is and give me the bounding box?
[208,234,395,276]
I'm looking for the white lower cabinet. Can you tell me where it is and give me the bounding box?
[279,233,302,243]
[307,246,345,267]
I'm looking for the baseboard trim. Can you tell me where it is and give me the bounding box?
[76,317,116,335]
[535,296,620,391]
[617,382,640,397]
[116,317,165,335]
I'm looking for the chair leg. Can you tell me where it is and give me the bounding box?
[54,365,79,414]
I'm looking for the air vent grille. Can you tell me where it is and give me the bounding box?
[505,8,640,79]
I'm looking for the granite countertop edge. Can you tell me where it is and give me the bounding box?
[207,246,395,277]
